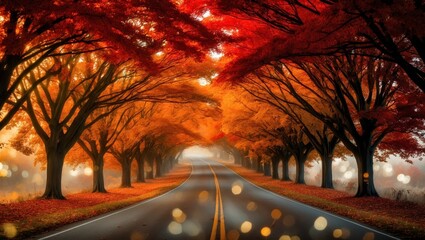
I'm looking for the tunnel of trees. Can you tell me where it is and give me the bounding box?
[0,0,424,200]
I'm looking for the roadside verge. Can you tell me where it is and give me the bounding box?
[225,163,425,239]
[0,163,192,239]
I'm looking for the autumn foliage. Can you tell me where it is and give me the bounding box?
[1,0,424,203]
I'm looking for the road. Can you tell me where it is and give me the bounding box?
[36,158,398,240]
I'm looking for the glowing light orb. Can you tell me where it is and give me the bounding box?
[333,229,343,238]
[21,170,29,178]
[246,201,257,211]
[168,221,182,235]
[198,77,209,86]
[314,216,328,231]
[198,190,209,203]
[279,235,291,240]
[271,209,282,220]
[70,169,79,177]
[227,229,240,240]
[397,174,411,184]
[240,221,252,233]
[231,181,243,195]
[260,227,271,237]
[2,223,17,238]
[84,167,93,176]
[172,208,186,223]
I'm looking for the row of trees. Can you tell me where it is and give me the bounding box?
[0,1,222,199]
[188,0,425,197]
[217,51,425,197]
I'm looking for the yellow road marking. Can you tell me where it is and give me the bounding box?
[208,163,226,240]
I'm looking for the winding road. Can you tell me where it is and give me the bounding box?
[35,158,398,240]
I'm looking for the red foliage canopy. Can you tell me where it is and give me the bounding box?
[1,0,222,70]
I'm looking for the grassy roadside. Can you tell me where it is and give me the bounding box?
[225,163,425,240]
[0,164,191,239]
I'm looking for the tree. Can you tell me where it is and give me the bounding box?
[254,53,424,196]
[193,1,425,94]
[73,105,140,192]
[242,69,341,188]
[12,53,146,199]
[1,0,222,130]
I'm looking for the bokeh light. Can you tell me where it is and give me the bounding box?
[282,215,295,227]
[279,235,291,240]
[397,174,411,184]
[333,228,343,238]
[21,170,29,178]
[84,167,93,176]
[260,227,271,237]
[240,221,252,233]
[227,229,240,240]
[168,221,182,235]
[172,208,186,223]
[130,231,145,240]
[70,169,79,177]
[246,201,257,211]
[183,220,201,237]
[363,232,375,240]
[231,181,243,195]
[313,216,327,231]
[198,190,209,203]
[2,223,17,238]
[271,209,282,220]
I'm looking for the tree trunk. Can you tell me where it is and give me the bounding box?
[155,157,162,178]
[263,162,271,176]
[42,150,66,199]
[232,148,242,165]
[354,148,378,197]
[256,155,263,173]
[294,158,305,184]
[121,160,132,188]
[281,156,291,181]
[271,156,280,179]
[136,156,145,183]
[92,155,107,193]
[320,154,334,189]
[146,157,154,179]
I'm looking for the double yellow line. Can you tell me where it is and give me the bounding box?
[208,163,226,240]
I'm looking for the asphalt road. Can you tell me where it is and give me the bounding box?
[35,158,398,240]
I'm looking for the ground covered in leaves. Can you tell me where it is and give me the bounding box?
[0,164,191,239]
[227,164,425,240]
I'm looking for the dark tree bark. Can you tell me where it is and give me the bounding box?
[92,155,107,193]
[135,149,146,183]
[280,151,292,181]
[234,150,243,165]
[271,155,280,179]
[155,156,162,178]
[255,155,263,173]
[120,159,132,188]
[42,148,66,199]
[263,162,271,176]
